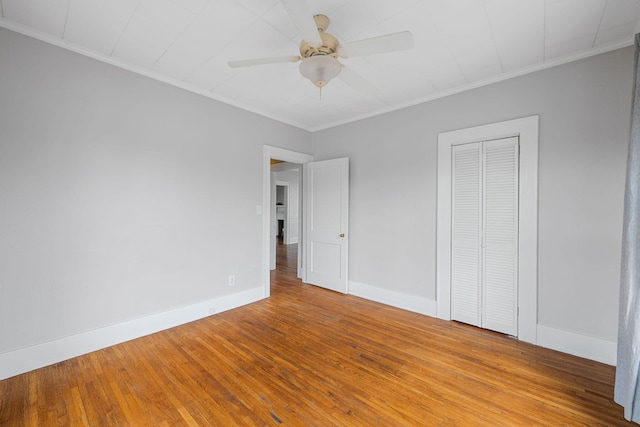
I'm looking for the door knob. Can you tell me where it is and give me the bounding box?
[339,233,345,237]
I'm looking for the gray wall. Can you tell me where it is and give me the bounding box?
[1,23,631,356]
[312,47,632,342]
[0,27,310,354]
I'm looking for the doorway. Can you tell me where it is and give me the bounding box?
[276,184,287,244]
[262,146,313,297]
[272,162,302,274]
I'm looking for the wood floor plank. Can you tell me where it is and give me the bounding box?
[0,240,633,426]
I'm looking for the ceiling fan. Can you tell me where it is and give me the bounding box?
[228,0,414,95]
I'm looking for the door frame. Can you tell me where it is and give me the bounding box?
[262,146,313,298]
[436,116,539,344]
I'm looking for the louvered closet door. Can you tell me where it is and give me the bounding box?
[482,137,519,336]
[451,137,519,336]
[451,142,482,327]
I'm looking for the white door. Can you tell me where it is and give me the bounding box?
[305,158,349,293]
[451,137,519,336]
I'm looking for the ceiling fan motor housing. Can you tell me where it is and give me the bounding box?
[299,15,339,58]
[298,14,342,88]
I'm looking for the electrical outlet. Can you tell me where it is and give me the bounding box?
[228,275,235,286]
[208,308,215,315]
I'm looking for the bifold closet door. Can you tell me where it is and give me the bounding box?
[451,137,519,336]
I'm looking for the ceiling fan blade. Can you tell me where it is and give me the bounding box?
[338,31,414,58]
[280,0,322,46]
[228,55,301,68]
[338,65,379,96]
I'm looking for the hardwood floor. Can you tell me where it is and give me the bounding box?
[0,240,631,426]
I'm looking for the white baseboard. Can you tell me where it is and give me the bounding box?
[536,324,617,366]
[349,281,437,317]
[0,287,265,380]
[2,286,616,380]
[347,282,617,366]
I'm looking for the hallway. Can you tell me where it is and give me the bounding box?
[274,237,298,278]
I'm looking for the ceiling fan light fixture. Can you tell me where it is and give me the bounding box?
[299,56,342,88]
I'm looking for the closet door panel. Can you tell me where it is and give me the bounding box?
[451,143,482,327]
[482,137,519,336]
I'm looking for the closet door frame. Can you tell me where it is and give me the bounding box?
[436,116,539,344]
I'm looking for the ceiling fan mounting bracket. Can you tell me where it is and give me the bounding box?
[313,14,330,32]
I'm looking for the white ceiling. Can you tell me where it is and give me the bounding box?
[1,0,640,131]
